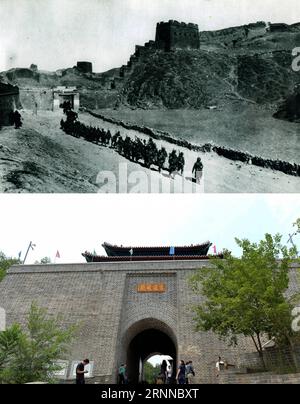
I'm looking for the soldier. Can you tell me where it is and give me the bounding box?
[192,157,204,183]
[117,136,124,155]
[123,136,132,159]
[106,130,112,146]
[66,109,77,124]
[144,138,158,168]
[168,150,178,177]
[177,152,185,175]
[156,147,167,172]
[132,137,141,162]
[111,132,120,148]
[14,110,22,129]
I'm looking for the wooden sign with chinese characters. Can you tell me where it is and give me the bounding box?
[137,283,166,293]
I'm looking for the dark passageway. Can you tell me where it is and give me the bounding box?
[126,327,177,383]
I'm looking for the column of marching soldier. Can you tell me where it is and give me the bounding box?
[60,108,204,180]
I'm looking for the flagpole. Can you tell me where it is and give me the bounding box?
[23,241,35,264]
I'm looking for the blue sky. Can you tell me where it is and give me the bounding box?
[1,0,299,72]
[0,194,299,264]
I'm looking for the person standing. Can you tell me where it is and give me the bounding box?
[168,150,178,178]
[118,364,128,384]
[75,359,90,385]
[14,110,22,129]
[215,356,225,378]
[192,157,203,183]
[160,360,168,383]
[185,361,195,384]
[166,365,173,384]
[177,152,185,175]
[176,360,186,384]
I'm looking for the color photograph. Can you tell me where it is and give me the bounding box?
[0,0,300,192]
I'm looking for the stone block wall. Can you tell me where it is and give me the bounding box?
[156,21,200,51]
[0,260,299,384]
[218,371,300,384]
[20,88,53,111]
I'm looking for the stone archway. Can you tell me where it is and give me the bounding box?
[121,318,177,384]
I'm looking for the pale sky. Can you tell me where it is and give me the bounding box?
[0,194,299,264]
[0,0,299,72]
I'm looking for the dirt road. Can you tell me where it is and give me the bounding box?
[0,110,299,193]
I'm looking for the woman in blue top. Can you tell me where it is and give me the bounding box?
[176,360,186,384]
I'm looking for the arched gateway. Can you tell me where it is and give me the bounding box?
[0,242,298,384]
[121,318,177,383]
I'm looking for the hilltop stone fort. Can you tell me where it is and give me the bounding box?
[0,242,299,384]
[155,21,200,51]
[76,61,93,74]
[119,20,200,79]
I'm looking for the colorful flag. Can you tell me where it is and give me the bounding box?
[169,247,175,256]
[213,245,217,255]
[56,250,60,259]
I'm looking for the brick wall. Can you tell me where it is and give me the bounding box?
[218,371,300,384]
[0,260,299,384]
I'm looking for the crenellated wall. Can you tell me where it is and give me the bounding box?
[0,260,299,384]
[156,20,200,51]
[200,22,268,47]
[116,20,200,82]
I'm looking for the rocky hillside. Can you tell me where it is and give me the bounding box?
[120,50,236,108]
[273,85,300,122]
[119,48,298,109]
[118,22,300,109]
[1,21,300,110]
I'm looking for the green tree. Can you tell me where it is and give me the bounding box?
[0,252,20,282]
[35,257,52,265]
[0,325,23,382]
[190,233,297,370]
[143,362,160,384]
[0,303,76,384]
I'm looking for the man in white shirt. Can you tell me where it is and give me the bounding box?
[215,356,225,377]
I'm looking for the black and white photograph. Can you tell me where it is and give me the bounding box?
[1,0,300,193]
[1,0,300,391]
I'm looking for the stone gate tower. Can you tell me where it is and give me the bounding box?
[155,20,200,51]
[0,242,299,384]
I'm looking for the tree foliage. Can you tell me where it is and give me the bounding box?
[35,257,52,265]
[190,233,297,369]
[0,252,20,282]
[0,303,76,384]
[143,362,160,384]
